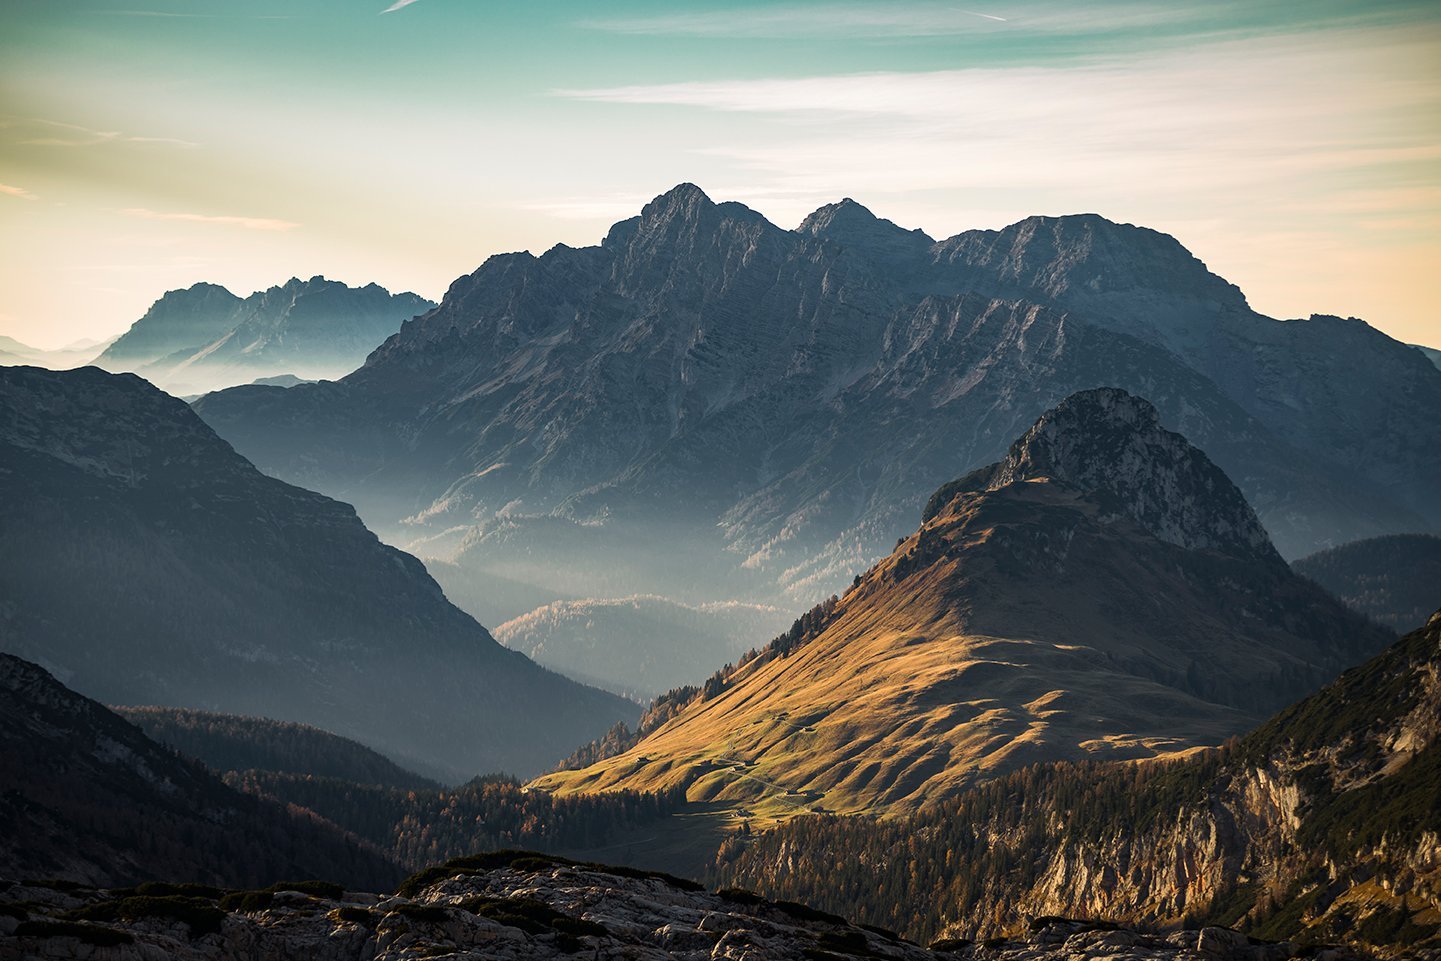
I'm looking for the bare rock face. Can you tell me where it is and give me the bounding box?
[928,387,1280,562]
[0,856,1363,961]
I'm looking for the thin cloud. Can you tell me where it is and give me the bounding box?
[9,119,199,149]
[578,2,1198,39]
[552,25,1441,238]
[121,208,300,232]
[0,183,39,201]
[100,10,293,18]
[380,0,424,13]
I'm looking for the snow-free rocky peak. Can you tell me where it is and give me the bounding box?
[928,387,1281,564]
[932,212,1249,308]
[798,197,934,261]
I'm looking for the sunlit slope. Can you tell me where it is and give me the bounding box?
[535,390,1386,818]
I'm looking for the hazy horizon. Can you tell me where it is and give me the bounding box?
[3,0,1439,350]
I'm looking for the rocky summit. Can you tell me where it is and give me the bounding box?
[0,854,1367,961]
[923,387,1279,561]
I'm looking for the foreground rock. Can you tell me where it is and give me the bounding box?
[0,855,1370,961]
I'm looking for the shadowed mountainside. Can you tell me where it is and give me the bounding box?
[114,707,442,792]
[0,365,636,782]
[0,653,401,890]
[1293,533,1441,633]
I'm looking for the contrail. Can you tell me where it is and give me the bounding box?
[380,0,423,13]
[961,9,1008,21]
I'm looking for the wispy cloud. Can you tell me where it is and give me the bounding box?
[380,0,424,13]
[578,2,1202,39]
[99,10,293,18]
[5,118,199,149]
[0,183,39,201]
[120,208,300,231]
[553,24,1441,249]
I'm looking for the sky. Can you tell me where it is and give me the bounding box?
[2,0,1439,349]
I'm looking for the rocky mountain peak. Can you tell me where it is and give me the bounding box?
[928,387,1281,562]
[935,213,1249,310]
[798,197,934,259]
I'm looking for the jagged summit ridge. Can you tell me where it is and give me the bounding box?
[928,387,1280,562]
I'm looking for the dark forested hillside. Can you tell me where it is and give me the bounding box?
[0,365,637,781]
[226,771,685,871]
[115,707,440,791]
[0,654,401,890]
[1293,533,1441,632]
[714,610,1441,956]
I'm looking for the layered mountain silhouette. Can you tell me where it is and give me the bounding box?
[0,365,636,781]
[718,606,1441,955]
[115,707,441,791]
[493,596,792,698]
[534,390,1388,817]
[0,653,400,889]
[1294,533,1441,633]
[193,186,1440,634]
[0,333,116,370]
[95,276,433,393]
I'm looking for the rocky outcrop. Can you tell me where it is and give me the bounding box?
[0,854,1369,961]
[924,388,1279,562]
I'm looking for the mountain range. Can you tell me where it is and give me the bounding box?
[192,186,1441,645]
[93,276,433,394]
[0,334,116,370]
[0,365,635,781]
[534,389,1389,819]
[493,595,792,698]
